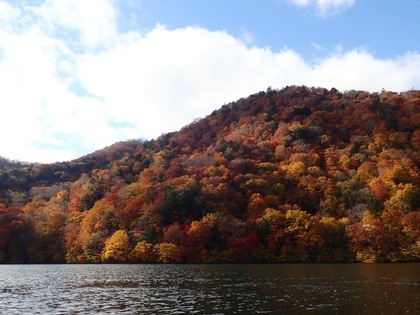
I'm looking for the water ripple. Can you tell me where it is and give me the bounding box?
[0,264,419,314]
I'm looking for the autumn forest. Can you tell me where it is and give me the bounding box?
[0,86,419,264]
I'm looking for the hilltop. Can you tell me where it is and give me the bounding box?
[0,86,419,263]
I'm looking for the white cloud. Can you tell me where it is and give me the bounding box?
[288,0,356,17]
[239,28,253,44]
[31,0,118,48]
[307,50,420,91]
[0,0,419,163]
[0,2,21,26]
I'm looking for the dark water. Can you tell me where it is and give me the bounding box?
[0,264,418,314]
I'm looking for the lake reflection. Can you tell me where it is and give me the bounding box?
[0,264,419,314]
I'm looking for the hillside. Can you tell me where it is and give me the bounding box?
[0,86,419,263]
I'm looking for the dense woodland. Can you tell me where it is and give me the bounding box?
[0,86,419,263]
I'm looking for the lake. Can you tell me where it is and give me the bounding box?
[0,264,418,314]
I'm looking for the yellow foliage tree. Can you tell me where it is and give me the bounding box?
[101,230,131,263]
[262,208,285,230]
[154,242,181,263]
[286,161,306,180]
[246,193,267,219]
[130,241,154,262]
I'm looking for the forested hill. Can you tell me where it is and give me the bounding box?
[0,86,419,264]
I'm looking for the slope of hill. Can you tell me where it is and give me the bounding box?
[0,86,419,263]
[0,157,31,171]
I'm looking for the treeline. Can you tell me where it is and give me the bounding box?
[0,86,419,263]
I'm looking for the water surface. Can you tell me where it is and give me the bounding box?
[0,264,418,314]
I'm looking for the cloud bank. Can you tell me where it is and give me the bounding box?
[0,0,419,163]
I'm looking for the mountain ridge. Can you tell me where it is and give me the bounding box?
[0,86,419,263]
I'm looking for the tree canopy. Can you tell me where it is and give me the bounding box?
[0,86,419,263]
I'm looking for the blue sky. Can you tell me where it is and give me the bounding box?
[0,0,419,163]
[131,0,420,60]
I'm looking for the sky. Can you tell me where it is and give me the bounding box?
[0,0,419,163]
